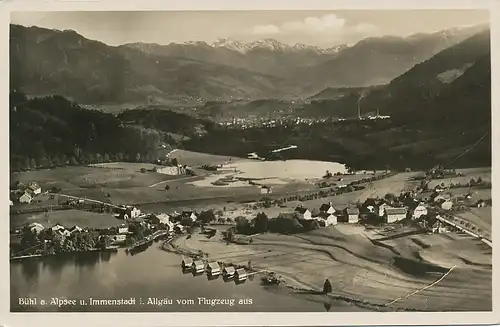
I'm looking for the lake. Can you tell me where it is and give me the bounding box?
[190,159,347,188]
[10,242,362,312]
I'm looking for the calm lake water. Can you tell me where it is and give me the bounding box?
[10,242,363,312]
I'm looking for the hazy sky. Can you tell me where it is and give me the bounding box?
[11,10,489,47]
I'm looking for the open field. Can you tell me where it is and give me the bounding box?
[426,167,491,189]
[173,224,491,311]
[10,209,122,229]
[10,166,176,190]
[456,207,492,235]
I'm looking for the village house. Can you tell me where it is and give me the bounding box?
[222,266,236,278]
[294,206,312,220]
[110,234,127,244]
[181,211,198,222]
[377,202,389,217]
[260,185,273,195]
[412,204,428,220]
[384,207,408,223]
[27,182,42,196]
[476,199,487,208]
[19,191,32,204]
[117,225,129,234]
[206,262,221,276]
[319,201,336,215]
[440,200,453,211]
[431,218,449,234]
[317,212,337,226]
[69,225,83,234]
[344,207,360,223]
[28,222,44,234]
[51,223,66,233]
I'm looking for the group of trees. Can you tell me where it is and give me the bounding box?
[228,211,323,237]
[16,224,109,256]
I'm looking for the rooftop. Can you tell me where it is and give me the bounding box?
[386,207,408,215]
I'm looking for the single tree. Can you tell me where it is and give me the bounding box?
[323,279,333,294]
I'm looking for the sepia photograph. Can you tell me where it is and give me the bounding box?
[5,4,494,320]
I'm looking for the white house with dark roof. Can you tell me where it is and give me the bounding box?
[19,191,32,204]
[294,206,312,220]
[412,204,428,220]
[27,182,42,195]
[318,212,337,226]
[344,207,360,223]
[69,225,83,234]
[51,223,66,232]
[385,207,408,223]
[28,222,44,234]
[319,201,336,215]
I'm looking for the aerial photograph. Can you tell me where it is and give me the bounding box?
[9,10,491,312]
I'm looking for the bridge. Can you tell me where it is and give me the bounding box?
[129,229,170,249]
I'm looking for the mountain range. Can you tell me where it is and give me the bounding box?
[9,23,488,104]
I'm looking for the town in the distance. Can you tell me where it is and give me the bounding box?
[9,10,491,313]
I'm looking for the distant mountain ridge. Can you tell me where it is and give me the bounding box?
[10,23,489,105]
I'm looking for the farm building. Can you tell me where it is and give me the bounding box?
[319,202,336,215]
[206,262,221,276]
[234,268,248,281]
[19,192,32,204]
[412,204,428,220]
[260,186,273,195]
[385,207,408,223]
[294,206,312,220]
[476,200,487,208]
[222,266,236,278]
[181,258,194,270]
[28,222,44,234]
[69,225,83,234]
[317,212,337,226]
[192,260,205,273]
[27,182,42,195]
[441,200,453,211]
[181,211,198,222]
[117,225,129,234]
[344,207,360,223]
[51,223,66,232]
[119,206,142,220]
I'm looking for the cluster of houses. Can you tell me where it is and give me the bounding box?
[292,202,359,227]
[181,257,249,282]
[117,205,202,235]
[291,197,422,227]
[11,181,42,205]
[24,221,131,245]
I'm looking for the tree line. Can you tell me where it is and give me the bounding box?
[9,92,175,172]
